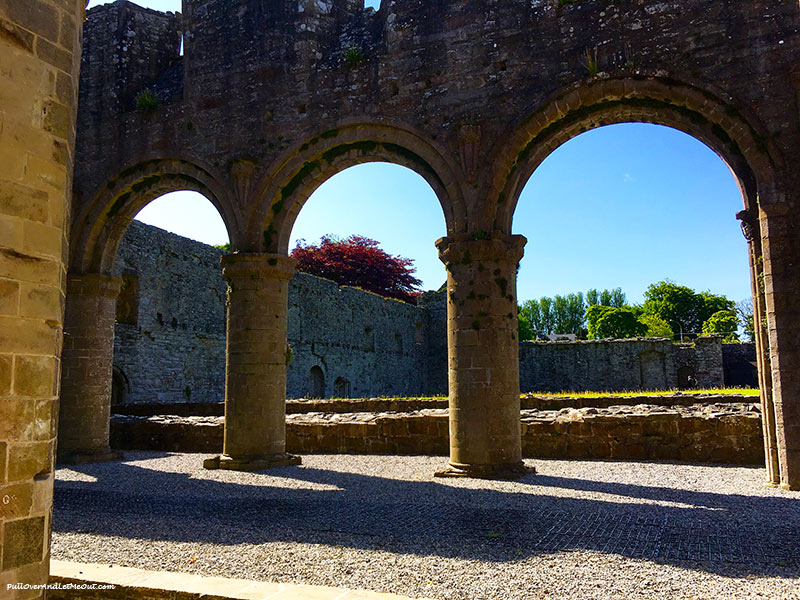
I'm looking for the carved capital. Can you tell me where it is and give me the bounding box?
[736,209,758,243]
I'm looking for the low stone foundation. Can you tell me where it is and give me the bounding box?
[110,397,763,465]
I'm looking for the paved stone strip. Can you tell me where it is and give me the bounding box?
[49,561,433,600]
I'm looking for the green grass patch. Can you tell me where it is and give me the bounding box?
[528,388,759,398]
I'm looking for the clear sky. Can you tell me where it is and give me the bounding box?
[88,0,751,307]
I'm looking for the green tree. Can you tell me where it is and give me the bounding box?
[518,306,535,341]
[586,304,612,339]
[590,306,647,339]
[642,281,734,338]
[639,313,674,338]
[702,310,739,342]
[552,292,586,334]
[586,287,626,308]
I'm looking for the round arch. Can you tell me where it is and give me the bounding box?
[71,158,237,274]
[247,122,465,254]
[491,77,784,232]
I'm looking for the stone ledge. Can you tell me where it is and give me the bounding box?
[49,560,433,600]
[110,402,764,465]
[112,393,758,417]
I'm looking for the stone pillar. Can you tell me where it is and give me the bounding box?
[738,209,780,486]
[759,206,800,490]
[203,254,301,471]
[58,274,122,464]
[0,0,88,596]
[434,234,532,479]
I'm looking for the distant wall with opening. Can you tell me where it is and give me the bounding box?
[518,337,726,393]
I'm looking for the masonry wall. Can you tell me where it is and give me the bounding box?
[112,221,226,405]
[0,0,85,596]
[518,337,725,393]
[112,224,749,403]
[112,222,438,403]
[286,274,430,399]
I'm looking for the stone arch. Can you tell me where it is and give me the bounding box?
[493,77,784,232]
[248,122,465,254]
[308,366,325,399]
[70,158,238,274]
[111,366,130,407]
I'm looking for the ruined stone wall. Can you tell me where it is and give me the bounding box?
[518,337,725,393]
[110,402,765,466]
[722,342,758,388]
[0,0,85,596]
[112,221,227,404]
[113,224,744,401]
[112,222,435,402]
[286,274,430,399]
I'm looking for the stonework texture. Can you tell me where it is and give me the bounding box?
[111,221,448,404]
[66,0,800,485]
[0,0,86,596]
[110,400,764,466]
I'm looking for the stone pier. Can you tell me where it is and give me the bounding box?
[203,254,301,471]
[58,274,122,464]
[434,234,532,479]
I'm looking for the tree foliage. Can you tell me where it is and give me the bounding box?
[291,235,422,304]
[702,310,739,341]
[587,305,647,339]
[642,280,734,336]
[639,313,674,338]
[519,292,585,339]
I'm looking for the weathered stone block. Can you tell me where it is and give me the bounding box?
[7,442,50,482]
[0,483,33,520]
[0,353,12,394]
[0,181,49,224]
[1,516,45,570]
[13,355,56,397]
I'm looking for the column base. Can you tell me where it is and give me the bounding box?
[58,449,124,466]
[434,461,535,480]
[203,453,302,472]
[779,482,799,491]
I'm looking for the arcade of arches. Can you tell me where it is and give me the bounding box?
[7,17,800,598]
[4,4,800,592]
[62,0,800,486]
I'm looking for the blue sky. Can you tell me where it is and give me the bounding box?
[88,0,750,306]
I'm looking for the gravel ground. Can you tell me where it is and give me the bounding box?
[53,453,800,600]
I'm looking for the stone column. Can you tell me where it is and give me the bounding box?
[203,253,301,471]
[737,209,780,486]
[58,274,123,464]
[434,234,532,479]
[759,206,800,490]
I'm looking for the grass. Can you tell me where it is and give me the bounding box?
[530,388,760,398]
[305,389,759,401]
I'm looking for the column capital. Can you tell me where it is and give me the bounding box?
[66,273,122,299]
[436,233,526,267]
[221,253,297,282]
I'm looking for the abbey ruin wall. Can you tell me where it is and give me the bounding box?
[112,223,755,404]
[112,221,448,404]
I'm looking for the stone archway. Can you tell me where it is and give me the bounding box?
[495,77,795,488]
[59,160,235,464]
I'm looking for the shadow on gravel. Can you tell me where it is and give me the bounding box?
[53,454,800,577]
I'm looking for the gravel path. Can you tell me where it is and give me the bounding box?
[53,453,800,600]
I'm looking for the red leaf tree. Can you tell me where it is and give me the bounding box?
[291,235,422,304]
